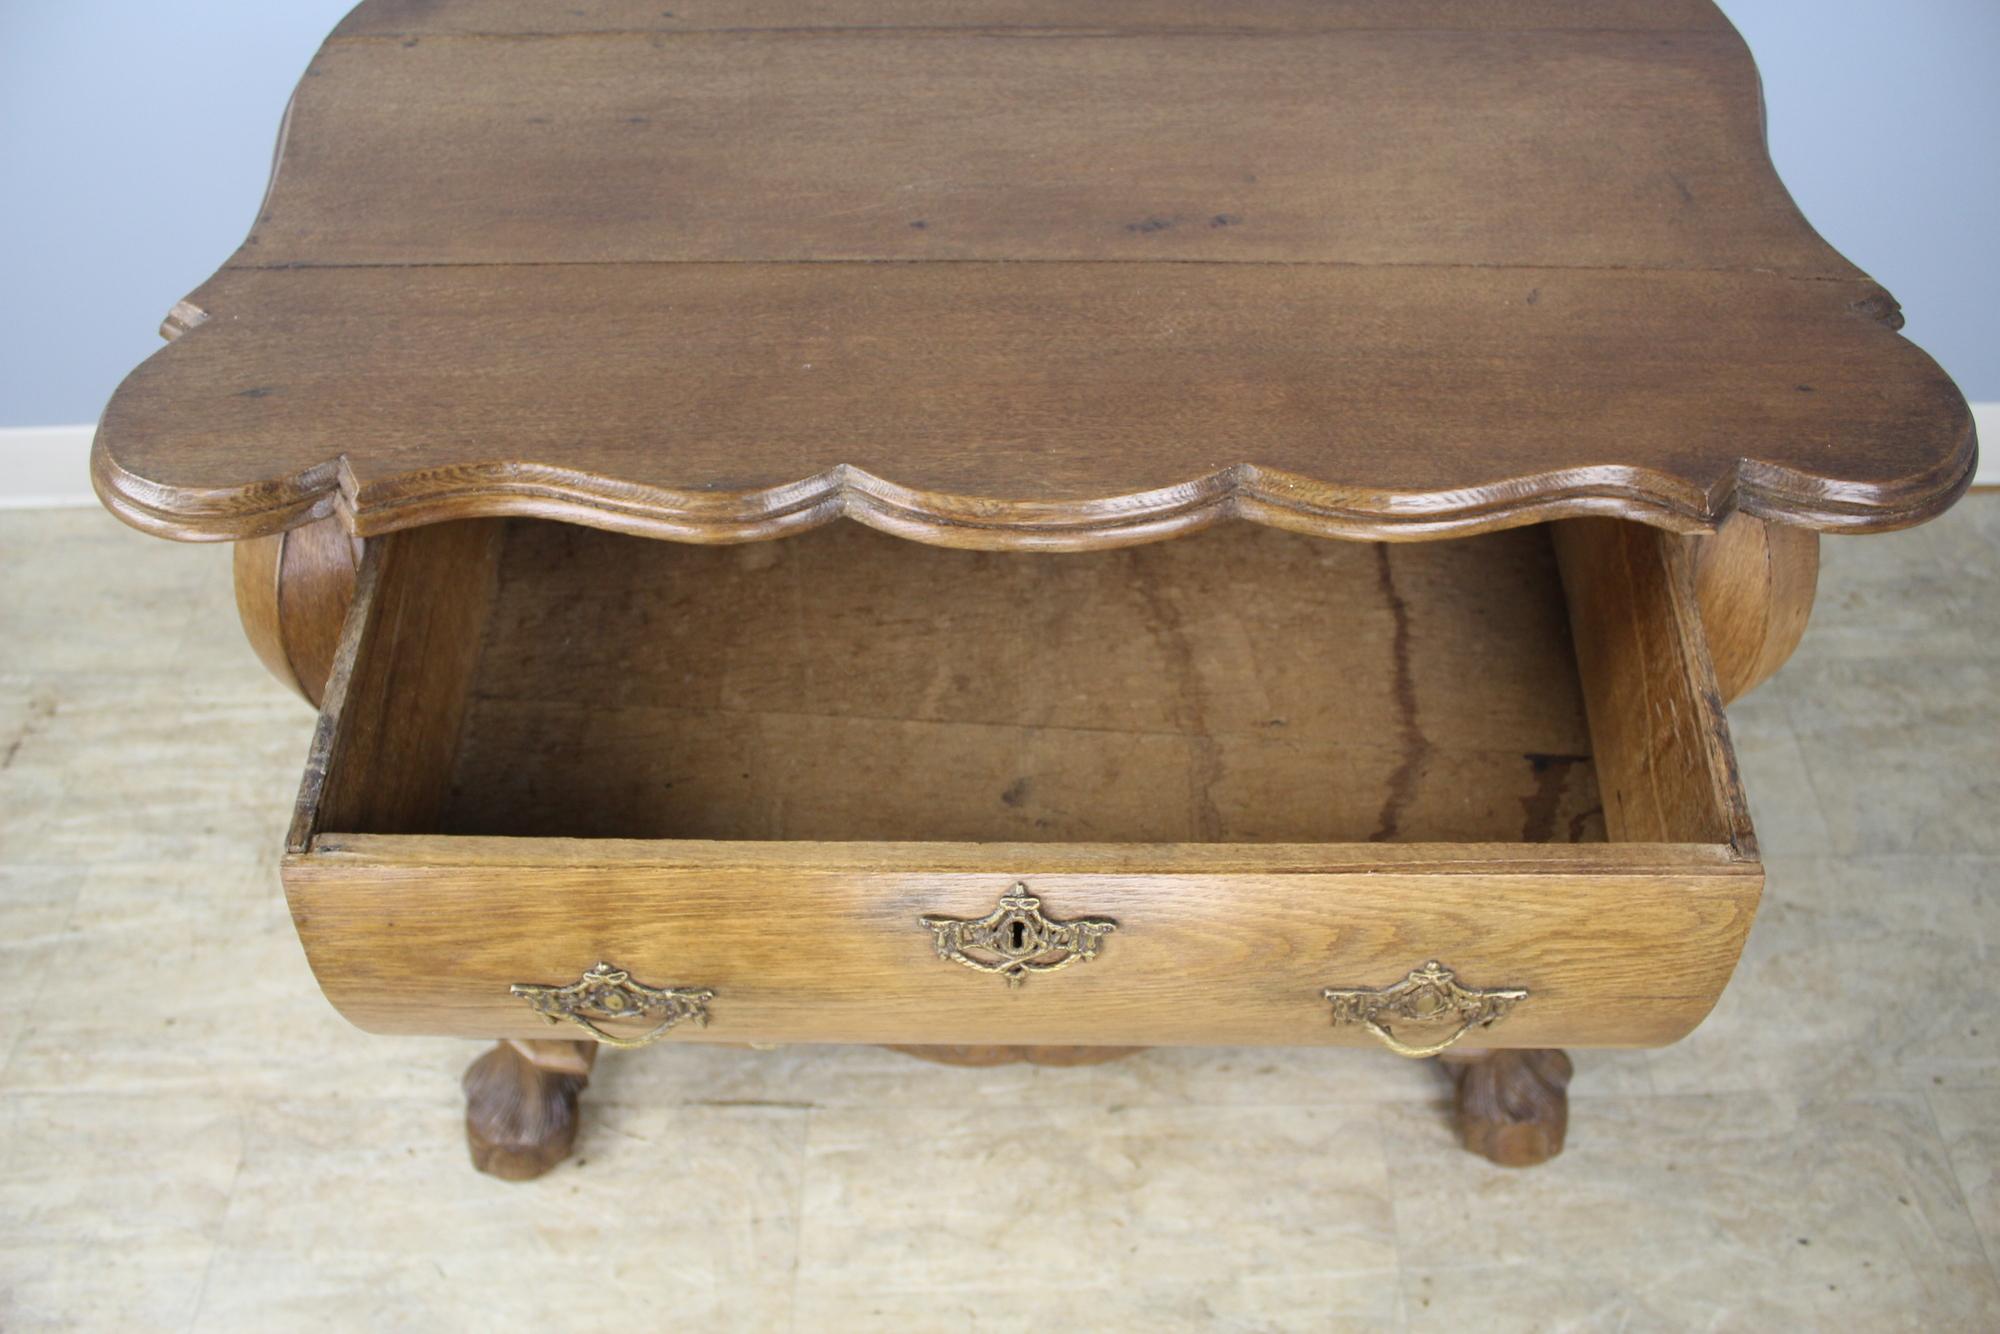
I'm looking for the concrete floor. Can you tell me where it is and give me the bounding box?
[1,501,1995,1331]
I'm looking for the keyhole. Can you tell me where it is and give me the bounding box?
[1010,920,1028,950]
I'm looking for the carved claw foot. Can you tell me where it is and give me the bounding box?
[1445,1048,1572,1167]
[462,1038,598,1180]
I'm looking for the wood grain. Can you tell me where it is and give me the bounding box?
[1553,518,1754,851]
[96,264,1972,547]
[231,532,301,701]
[230,515,361,707]
[1447,1048,1572,1166]
[439,520,1603,846]
[462,1038,596,1180]
[277,512,1760,1049]
[253,26,1837,272]
[1694,511,1820,703]
[290,519,503,850]
[284,837,1759,1048]
[92,0,1975,545]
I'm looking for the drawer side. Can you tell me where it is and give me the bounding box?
[1554,518,1755,852]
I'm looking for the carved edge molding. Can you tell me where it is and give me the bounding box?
[92,0,1978,551]
[91,420,1978,551]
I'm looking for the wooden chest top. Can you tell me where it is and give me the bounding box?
[94,0,1974,547]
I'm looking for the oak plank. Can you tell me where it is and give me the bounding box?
[232,514,362,707]
[1694,510,1820,703]
[1553,518,1754,851]
[230,532,302,701]
[258,27,1830,272]
[428,521,1608,844]
[292,519,503,850]
[99,263,1972,545]
[282,843,1759,1047]
[93,0,1975,544]
[279,513,1759,1049]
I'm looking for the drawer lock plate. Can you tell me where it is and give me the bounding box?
[921,883,1118,988]
[511,961,714,1048]
[1322,960,1526,1058]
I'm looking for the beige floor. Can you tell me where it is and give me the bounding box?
[0,501,1995,1331]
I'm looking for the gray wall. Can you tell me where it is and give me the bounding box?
[1725,0,1999,402]
[1,1,1994,428]
[1,3,358,428]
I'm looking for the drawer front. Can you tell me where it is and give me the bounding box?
[285,840,1759,1052]
[282,514,1764,1055]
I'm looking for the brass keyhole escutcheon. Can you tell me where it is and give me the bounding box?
[921,883,1118,987]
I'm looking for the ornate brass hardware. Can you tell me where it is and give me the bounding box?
[511,961,713,1049]
[921,883,1117,987]
[1321,960,1526,1058]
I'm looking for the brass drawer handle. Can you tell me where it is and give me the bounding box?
[921,883,1117,988]
[1322,960,1527,1058]
[511,961,714,1049]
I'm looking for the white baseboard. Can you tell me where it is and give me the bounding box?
[0,425,98,509]
[3,407,1996,511]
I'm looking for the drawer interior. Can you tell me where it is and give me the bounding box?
[458,520,1598,844]
[284,514,1759,1047]
[292,516,1748,856]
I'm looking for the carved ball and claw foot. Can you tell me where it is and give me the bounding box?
[462,1038,598,1181]
[1443,1048,1573,1168]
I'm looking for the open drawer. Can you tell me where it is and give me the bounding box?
[282,517,1760,1055]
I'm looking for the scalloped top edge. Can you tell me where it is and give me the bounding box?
[90,419,1978,551]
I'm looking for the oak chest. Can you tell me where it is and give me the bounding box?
[95,0,1974,1175]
